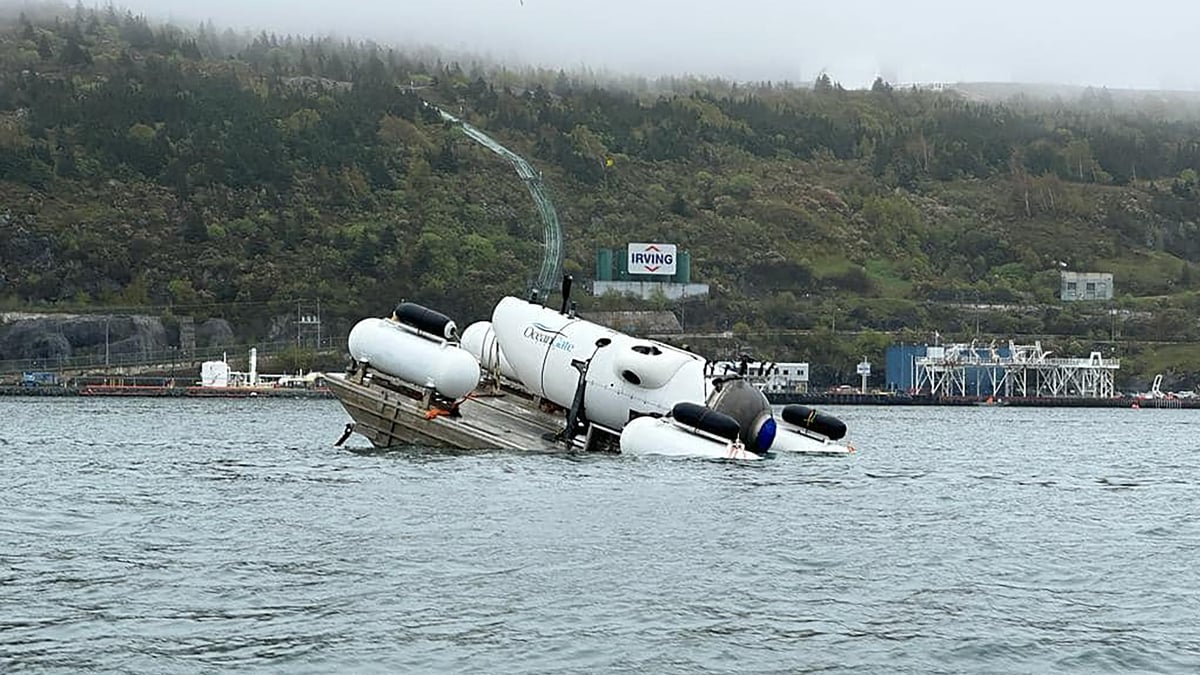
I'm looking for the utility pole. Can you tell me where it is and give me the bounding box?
[104,318,110,368]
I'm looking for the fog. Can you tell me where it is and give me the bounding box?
[115,0,1199,90]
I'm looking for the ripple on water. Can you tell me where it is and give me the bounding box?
[2,399,1200,672]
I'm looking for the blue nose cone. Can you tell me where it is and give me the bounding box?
[755,416,777,452]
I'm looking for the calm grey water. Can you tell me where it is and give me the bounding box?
[2,398,1199,673]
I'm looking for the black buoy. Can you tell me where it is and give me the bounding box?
[781,404,847,441]
[671,402,741,442]
[393,302,458,341]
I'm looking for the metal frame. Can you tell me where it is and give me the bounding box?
[914,340,1118,398]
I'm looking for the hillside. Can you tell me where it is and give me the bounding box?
[2,4,1200,387]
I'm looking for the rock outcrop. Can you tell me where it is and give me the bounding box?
[196,318,234,348]
[0,314,168,361]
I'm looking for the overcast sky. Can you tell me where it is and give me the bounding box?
[115,0,1200,90]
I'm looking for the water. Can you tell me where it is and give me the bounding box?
[2,398,1199,673]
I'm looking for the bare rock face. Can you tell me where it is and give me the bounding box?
[106,316,168,356]
[196,318,234,347]
[21,331,72,361]
[0,314,168,361]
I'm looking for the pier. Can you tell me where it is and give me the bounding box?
[912,341,1118,399]
[766,392,1193,408]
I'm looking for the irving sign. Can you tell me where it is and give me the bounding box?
[627,243,677,276]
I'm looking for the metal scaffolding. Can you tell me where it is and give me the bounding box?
[914,341,1119,398]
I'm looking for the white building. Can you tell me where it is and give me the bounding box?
[1061,272,1113,301]
[710,360,810,394]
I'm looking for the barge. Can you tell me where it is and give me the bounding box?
[326,281,853,460]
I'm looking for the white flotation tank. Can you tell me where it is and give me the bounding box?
[348,317,480,400]
[618,403,768,461]
[770,428,855,455]
[460,320,519,382]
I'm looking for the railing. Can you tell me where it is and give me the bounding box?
[915,357,1121,369]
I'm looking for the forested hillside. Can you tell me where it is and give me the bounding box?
[3,3,1200,385]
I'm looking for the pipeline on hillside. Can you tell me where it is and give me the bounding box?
[432,105,563,301]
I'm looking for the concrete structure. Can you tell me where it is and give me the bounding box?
[1061,272,1113,301]
[592,281,710,300]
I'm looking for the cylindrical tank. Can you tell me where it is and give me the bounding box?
[619,415,765,460]
[674,250,691,284]
[489,296,708,430]
[670,402,740,442]
[596,249,613,282]
[348,318,480,399]
[780,404,847,441]
[460,321,519,382]
[393,302,458,341]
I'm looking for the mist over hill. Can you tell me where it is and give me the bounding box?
[2,2,1200,387]
[101,0,1200,91]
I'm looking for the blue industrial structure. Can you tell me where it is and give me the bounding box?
[885,345,926,392]
[885,344,1012,394]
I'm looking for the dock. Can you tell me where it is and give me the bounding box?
[767,392,1199,409]
[0,384,333,398]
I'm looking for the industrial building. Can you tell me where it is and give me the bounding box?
[887,341,1119,398]
[1061,271,1113,301]
[709,360,810,394]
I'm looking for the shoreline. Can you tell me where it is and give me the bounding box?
[0,385,334,399]
[766,392,1196,409]
[3,385,1187,408]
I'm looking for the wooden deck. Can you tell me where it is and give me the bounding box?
[324,370,570,451]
